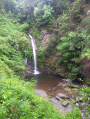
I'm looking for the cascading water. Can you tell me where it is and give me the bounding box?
[25,56,27,65]
[29,35,40,75]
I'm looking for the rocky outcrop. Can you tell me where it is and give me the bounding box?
[56,93,70,100]
[41,30,50,49]
[50,98,74,115]
[41,29,54,49]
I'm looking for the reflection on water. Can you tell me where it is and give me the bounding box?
[26,73,67,96]
[26,73,84,115]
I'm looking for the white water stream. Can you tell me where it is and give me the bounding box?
[29,35,39,75]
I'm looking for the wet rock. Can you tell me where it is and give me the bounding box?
[64,88,71,92]
[52,87,58,90]
[50,98,74,115]
[62,79,72,83]
[56,93,69,100]
[76,102,79,107]
[62,101,69,107]
[56,95,62,100]
[57,82,67,87]
[34,89,48,99]
[86,10,90,16]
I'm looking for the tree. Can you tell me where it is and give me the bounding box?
[56,32,86,81]
[34,3,54,27]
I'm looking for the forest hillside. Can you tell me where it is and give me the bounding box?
[0,0,90,118]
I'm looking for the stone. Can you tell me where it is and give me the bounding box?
[86,10,90,16]
[55,95,62,100]
[50,98,74,115]
[62,79,72,83]
[62,101,69,107]
[75,102,79,107]
[56,93,69,99]
[52,87,58,90]
[64,88,71,92]
[57,82,67,87]
[34,89,48,98]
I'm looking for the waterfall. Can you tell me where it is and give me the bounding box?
[29,35,39,75]
[25,57,27,65]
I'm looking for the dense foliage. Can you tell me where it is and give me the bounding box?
[56,32,88,81]
[0,14,32,75]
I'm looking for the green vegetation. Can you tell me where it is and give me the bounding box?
[0,14,32,75]
[0,0,90,118]
[56,32,88,81]
[81,86,90,118]
[0,13,82,119]
[0,62,63,119]
[0,62,82,118]
[34,4,54,27]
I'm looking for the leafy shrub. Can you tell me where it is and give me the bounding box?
[57,13,69,33]
[56,32,87,80]
[19,22,29,32]
[34,4,54,27]
[65,108,81,119]
[0,14,32,75]
[0,61,63,119]
[37,46,46,68]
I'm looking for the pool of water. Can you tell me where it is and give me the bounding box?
[26,73,76,97]
[26,73,84,115]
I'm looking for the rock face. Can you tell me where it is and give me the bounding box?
[41,29,54,49]
[41,30,50,49]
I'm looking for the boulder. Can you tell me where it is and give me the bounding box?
[64,88,71,92]
[56,93,69,100]
[86,10,90,16]
[56,95,62,100]
[34,89,48,98]
[57,82,67,87]
[62,79,72,83]
[51,87,58,91]
[62,101,69,107]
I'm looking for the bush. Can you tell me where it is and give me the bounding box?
[56,32,87,81]
[81,86,90,118]
[0,14,32,75]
